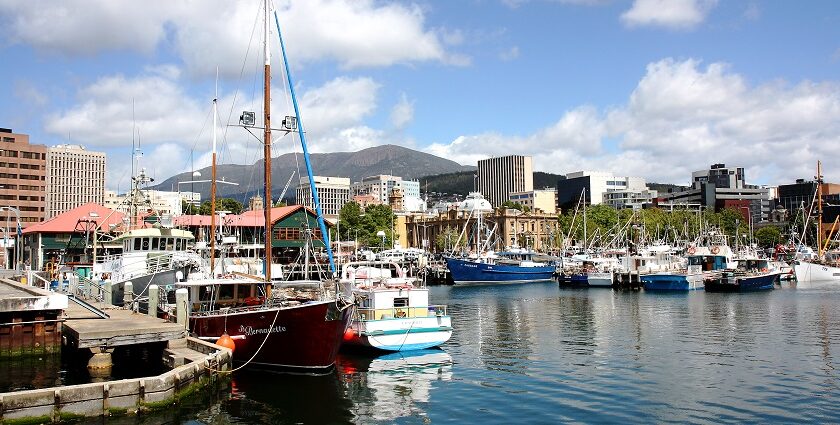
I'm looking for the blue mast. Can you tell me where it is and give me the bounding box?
[273,11,337,275]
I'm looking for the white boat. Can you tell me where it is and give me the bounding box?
[794,251,840,281]
[341,261,452,351]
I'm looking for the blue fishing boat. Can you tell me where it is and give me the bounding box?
[446,251,556,284]
[705,257,780,292]
[642,244,733,291]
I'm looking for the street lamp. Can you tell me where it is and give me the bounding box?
[376,230,386,252]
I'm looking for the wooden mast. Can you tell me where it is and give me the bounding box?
[263,0,273,282]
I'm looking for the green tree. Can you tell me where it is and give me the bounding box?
[754,226,783,248]
[501,200,529,212]
[435,226,463,252]
[197,198,244,215]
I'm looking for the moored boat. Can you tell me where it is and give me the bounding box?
[705,257,780,292]
[446,251,556,285]
[642,243,733,291]
[341,261,451,351]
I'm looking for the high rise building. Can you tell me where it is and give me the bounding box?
[556,171,649,209]
[295,176,350,218]
[0,128,47,228]
[477,155,533,207]
[45,144,106,219]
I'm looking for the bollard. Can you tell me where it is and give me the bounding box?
[176,288,189,330]
[123,281,134,308]
[104,281,113,306]
[148,285,159,317]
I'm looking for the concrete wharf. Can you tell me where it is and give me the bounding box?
[62,302,186,350]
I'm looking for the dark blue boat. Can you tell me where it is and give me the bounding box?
[445,253,556,285]
[705,258,780,292]
[557,273,589,287]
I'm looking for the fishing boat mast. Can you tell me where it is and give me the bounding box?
[817,160,823,258]
[210,72,218,275]
[263,0,274,281]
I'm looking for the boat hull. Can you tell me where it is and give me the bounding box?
[344,315,453,351]
[794,261,840,282]
[189,300,353,372]
[705,272,779,292]
[642,273,704,291]
[445,258,554,284]
[586,272,613,287]
[557,273,588,287]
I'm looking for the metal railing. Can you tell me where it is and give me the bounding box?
[355,304,447,321]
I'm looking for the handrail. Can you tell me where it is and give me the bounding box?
[355,305,447,320]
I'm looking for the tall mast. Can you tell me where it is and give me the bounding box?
[817,160,823,258]
[210,70,218,275]
[274,10,337,274]
[263,0,273,281]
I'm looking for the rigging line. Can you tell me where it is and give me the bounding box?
[221,3,262,142]
[185,107,213,175]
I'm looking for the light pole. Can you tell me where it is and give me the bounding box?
[0,207,21,270]
[376,230,386,252]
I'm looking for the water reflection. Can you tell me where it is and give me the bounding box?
[338,349,453,422]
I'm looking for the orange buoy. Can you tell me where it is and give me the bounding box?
[343,328,355,342]
[215,332,236,353]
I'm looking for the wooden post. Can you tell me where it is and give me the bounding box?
[104,281,112,306]
[148,285,159,318]
[123,281,133,308]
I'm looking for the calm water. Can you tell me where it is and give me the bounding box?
[171,281,839,423]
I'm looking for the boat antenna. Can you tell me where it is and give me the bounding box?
[274,9,337,275]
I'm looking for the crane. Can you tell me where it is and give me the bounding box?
[277,170,296,205]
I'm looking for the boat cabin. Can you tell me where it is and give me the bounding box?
[687,255,729,271]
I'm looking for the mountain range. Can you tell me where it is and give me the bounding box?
[151,144,475,203]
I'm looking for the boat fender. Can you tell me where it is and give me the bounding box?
[215,333,236,353]
[711,246,720,254]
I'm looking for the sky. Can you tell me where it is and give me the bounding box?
[1,0,840,192]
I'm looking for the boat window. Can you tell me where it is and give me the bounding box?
[688,256,702,266]
[217,284,234,301]
[393,297,409,308]
[134,238,142,251]
[151,238,159,250]
[124,240,129,251]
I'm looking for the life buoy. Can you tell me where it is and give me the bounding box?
[761,268,768,273]
[687,247,696,255]
[396,309,407,318]
[711,246,720,254]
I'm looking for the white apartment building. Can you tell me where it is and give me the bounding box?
[603,189,658,210]
[351,174,422,212]
[509,189,557,213]
[296,176,350,218]
[104,190,200,217]
[477,155,533,207]
[45,144,106,219]
[351,175,420,203]
[558,170,648,208]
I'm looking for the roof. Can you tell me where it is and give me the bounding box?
[23,203,125,234]
[173,205,332,228]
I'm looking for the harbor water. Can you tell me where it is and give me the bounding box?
[169,281,838,423]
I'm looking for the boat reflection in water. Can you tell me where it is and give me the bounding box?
[338,349,453,422]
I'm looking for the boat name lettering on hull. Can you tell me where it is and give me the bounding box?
[239,324,287,336]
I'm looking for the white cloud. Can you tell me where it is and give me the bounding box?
[426,58,840,185]
[0,0,456,75]
[621,0,718,30]
[499,46,520,61]
[390,93,415,130]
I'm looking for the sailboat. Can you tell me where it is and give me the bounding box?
[793,161,840,282]
[174,1,353,372]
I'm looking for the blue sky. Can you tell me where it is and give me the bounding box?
[2,0,840,191]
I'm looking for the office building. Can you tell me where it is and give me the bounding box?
[477,155,533,207]
[296,176,350,218]
[658,164,770,222]
[45,144,106,219]
[509,189,557,213]
[0,128,47,227]
[557,171,648,210]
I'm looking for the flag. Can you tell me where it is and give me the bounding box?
[17,222,22,237]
